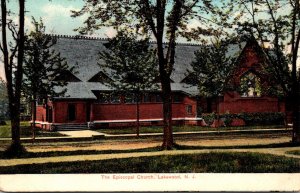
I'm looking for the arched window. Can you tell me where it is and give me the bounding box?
[240,72,262,97]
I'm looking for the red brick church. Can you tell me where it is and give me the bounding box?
[34,35,285,130]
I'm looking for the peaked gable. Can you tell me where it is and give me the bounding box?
[53,70,81,82]
[88,71,112,83]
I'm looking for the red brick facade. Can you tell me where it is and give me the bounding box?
[35,94,199,130]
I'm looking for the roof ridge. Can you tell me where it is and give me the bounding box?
[45,34,109,41]
[46,34,202,45]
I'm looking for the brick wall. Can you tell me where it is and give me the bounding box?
[53,101,87,123]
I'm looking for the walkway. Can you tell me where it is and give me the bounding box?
[58,130,105,138]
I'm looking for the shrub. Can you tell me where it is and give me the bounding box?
[237,112,285,126]
[0,120,6,125]
[220,113,235,126]
[202,112,285,126]
[202,113,216,125]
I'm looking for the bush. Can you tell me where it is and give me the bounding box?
[202,113,216,125]
[220,113,235,126]
[203,112,285,126]
[237,112,285,126]
[0,120,6,125]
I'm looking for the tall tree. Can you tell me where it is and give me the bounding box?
[0,0,26,156]
[99,31,158,137]
[72,0,218,149]
[0,77,8,120]
[217,0,300,143]
[190,37,236,126]
[23,18,70,140]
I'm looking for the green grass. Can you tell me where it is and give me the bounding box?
[286,150,300,155]
[0,142,298,159]
[96,125,286,135]
[0,121,65,138]
[0,152,299,173]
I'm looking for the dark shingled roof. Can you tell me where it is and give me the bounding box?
[52,35,246,99]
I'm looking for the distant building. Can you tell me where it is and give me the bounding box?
[34,35,285,130]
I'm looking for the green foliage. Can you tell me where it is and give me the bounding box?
[217,0,298,96]
[1,152,299,173]
[216,112,285,126]
[238,112,285,126]
[0,121,64,138]
[99,31,158,95]
[0,78,8,119]
[203,112,285,126]
[220,113,235,126]
[286,150,300,156]
[23,18,71,101]
[95,125,284,134]
[190,37,237,98]
[202,113,216,125]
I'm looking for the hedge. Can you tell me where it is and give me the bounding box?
[202,112,285,126]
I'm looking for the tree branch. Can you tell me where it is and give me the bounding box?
[140,0,158,38]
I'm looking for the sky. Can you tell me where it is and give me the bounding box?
[0,0,118,80]
[0,1,298,80]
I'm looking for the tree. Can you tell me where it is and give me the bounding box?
[99,31,158,137]
[217,0,300,142]
[0,0,26,156]
[190,37,236,127]
[23,18,70,140]
[0,77,8,120]
[72,0,218,149]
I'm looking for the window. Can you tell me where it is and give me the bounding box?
[68,104,76,121]
[125,93,136,104]
[97,93,120,103]
[98,93,110,103]
[155,94,162,102]
[142,93,160,103]
[111,95,121,104]
[186,105,192,115]
[240,72,262,97]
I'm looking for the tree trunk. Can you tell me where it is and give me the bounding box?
[292,82,300,143]
[216,96,220,128]
[161,77,174,149]
[135,93,140,138]
[10,104,21,146]
[32,95,37,140]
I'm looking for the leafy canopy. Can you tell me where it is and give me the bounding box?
[190,37,237,97]
[23,18,71,100]
[99,31,158,94]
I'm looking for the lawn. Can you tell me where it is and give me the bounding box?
[1,142,298,159]
[0,152,299,173]
[286,150,300,155]
[95,125,286,135]
[0,121,65,138]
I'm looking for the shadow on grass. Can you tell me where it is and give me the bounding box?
[1,141,299,160]
[286,150,300,156]
[1,152,300,173]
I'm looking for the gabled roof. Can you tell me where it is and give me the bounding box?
[53,70,81,82]
[88,71,112,83]
[51,35,248,99]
